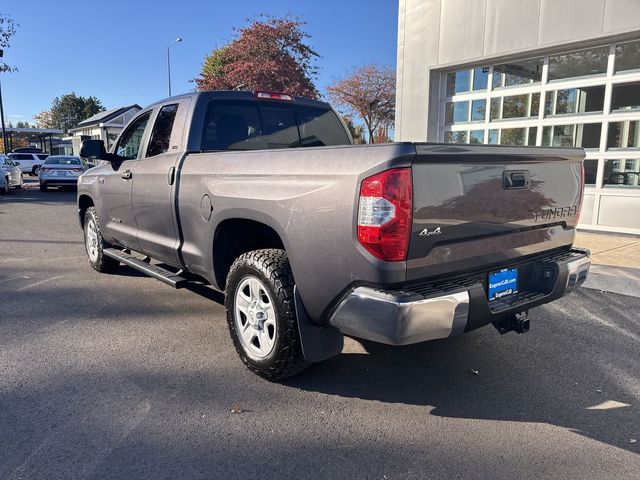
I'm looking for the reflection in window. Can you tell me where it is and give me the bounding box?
[527,127,538,146]
[445,101,469,124]
[488,129,499,144]
[490,98,501,120]
[472,67,489,90]
[611,81,640,112]
[548,46,609,80]
[615,40,640,73]
[607,121,640,149]
[584,159,598,185]
[469,130,484,144]
[500,128,525,146]
[603,159,640,187]
[471,99,486,121]
[492,57,542,88]
[444,131,467,143]
[545,86,605,115]
[446,70,470,96]
[542,124,602,148]
[490,93,540,120]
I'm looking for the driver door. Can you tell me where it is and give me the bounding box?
[98,111,152,250]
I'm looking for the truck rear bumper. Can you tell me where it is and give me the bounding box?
[328,248,590,346]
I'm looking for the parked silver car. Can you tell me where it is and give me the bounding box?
[0,154,24,194]
[39,156,85,191]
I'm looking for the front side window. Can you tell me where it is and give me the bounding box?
[147,104,178,157]
[116,112,151,160]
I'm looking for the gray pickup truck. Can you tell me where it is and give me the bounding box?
[78,91,591,380]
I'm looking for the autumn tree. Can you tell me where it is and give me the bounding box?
[33,111,54,128]
[49,93,105,132]
[326,65,395,143]
[343,116,365,144]
[195,15,319,98]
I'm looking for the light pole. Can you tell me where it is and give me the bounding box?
[167,37,182,98]
[0,48,7,154]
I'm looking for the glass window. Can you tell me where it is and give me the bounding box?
[202,103,261,150]
[490,93,539,120]
[44,156,81,165]
[444,131,467,143]
[492,57,543,88]
[500,128,526,146]
[547,86,605,115]
[295,106,351,147]
[607,120,640,149]
[611,81,640,112]
[548,46,609,81]
[470,100,486,121]
[472,67,489,91]
[542,124,602,148]
[615,40,640,74]
[469,130,484,144]
[490,98,501,120]
[116,112,151,160]
[255,106,299,148]
[445,101,469,124]
[584,159,598,186]
[147,104,178,157]
[603,159,640,187]
[527,127,538,146]
[488,129,499,144]
[530,93,540,117]
[446,70,471,96]
[36,154,49,160]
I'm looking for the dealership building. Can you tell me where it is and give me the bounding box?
[395,0,640,235]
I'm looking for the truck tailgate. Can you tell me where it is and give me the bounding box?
[407,144,585,281]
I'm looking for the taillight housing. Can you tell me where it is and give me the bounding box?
[576,161,585,224]
[357,168,412,261]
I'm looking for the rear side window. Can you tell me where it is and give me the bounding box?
[201,100,350,151]
[36,154,49,160]
[147,104,178,157]
[11,154,33,160]
[45,157,81,165]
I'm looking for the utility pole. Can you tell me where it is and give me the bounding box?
[0,49,7,154]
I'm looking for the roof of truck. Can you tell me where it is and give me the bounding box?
[146,91,332,109]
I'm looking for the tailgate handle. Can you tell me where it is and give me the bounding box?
[503,170,530,190]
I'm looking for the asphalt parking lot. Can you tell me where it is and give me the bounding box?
[1,183,639,479]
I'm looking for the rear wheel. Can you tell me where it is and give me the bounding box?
[15,174,23,189]
[32,165,40,176]
[1,177,9,194]
[84,207,119,273]
[225,249,309,381]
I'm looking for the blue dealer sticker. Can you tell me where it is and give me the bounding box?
[488,268,518,301]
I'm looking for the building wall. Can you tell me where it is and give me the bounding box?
[396,0,640,141]
[395,0,640,235]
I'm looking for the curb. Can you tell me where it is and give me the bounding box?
[582,264,640,299]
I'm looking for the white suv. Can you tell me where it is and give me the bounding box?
[8,152,49,176]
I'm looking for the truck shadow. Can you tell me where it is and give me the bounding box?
[286,288,640,454]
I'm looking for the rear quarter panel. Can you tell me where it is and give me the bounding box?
[177,143,415,322]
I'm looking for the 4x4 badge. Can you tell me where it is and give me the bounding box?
[419,227,442,237]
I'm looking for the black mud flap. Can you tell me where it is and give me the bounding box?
[294,286,344,363]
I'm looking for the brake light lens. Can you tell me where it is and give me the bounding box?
[254,91,294,101]
[357,168,412,261]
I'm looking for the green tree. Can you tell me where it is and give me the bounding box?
[49,93,105,132]
[0,13,18,73]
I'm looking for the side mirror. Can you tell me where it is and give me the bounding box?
[80,139,107,160]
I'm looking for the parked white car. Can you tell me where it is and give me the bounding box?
[8,152,49,176]
[0,154,24,194]
[39,156,85,191]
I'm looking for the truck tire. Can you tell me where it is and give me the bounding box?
[84,207,119,273]
[225,249,310,381]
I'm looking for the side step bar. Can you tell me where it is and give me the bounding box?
[103,248,187,289]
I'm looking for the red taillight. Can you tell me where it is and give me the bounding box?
[576,161,585,224]
[357,168,412,261]
[254,91,294,101]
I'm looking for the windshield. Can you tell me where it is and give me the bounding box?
[45,157,82,165]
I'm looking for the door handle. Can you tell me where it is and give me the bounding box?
[167,166,176,185]
[121,170,132,180]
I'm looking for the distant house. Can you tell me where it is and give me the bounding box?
[70,104,141,155]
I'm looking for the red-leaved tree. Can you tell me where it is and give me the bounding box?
[326,65,395,143]
[195,15,319,98]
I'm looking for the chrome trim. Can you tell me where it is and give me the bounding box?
[565,255,591,293]
[329,287,470,346]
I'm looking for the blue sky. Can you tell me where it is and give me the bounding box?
[1,0,398,124]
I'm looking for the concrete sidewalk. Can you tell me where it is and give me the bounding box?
[575,231,640,298]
